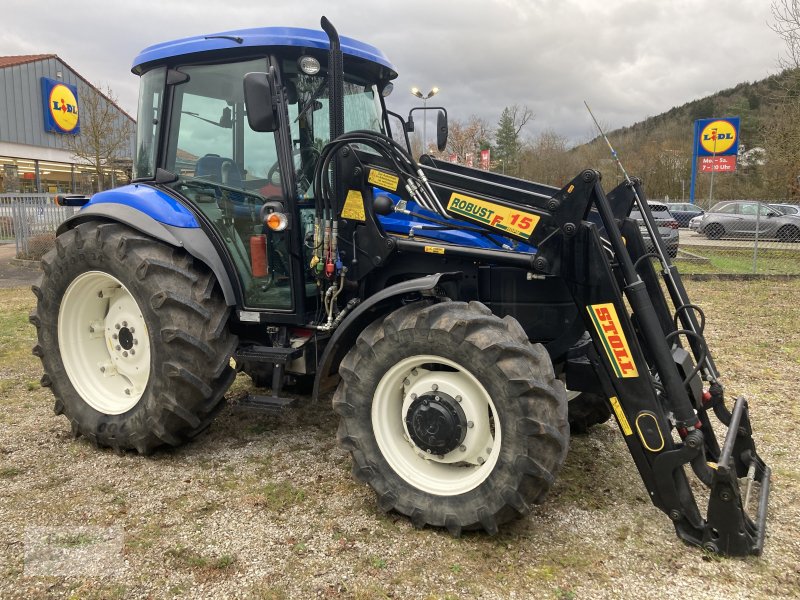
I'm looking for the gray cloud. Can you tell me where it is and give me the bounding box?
[0,0,783,143]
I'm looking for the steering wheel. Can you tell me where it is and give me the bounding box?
[267,147,321,192]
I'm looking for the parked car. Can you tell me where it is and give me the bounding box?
[689,214,703,231]
[630,202,679,257]
[696,200,800,242]
[666,202,705,227]
[769,203,800,216]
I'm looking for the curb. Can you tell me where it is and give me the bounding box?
[9,258,42,270]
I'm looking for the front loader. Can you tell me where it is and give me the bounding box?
[31,17,769,556]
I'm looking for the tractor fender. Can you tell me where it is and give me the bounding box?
[312,272,462,400]
[57,190,237,306]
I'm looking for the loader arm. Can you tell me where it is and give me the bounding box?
[327,142,770,556]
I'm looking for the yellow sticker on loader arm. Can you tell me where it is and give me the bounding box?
[446,192,540,239]
[368,169,400,192]
[341,190,366,221]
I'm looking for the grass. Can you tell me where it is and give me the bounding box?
[676,247,800,274]
[2,281,800,599]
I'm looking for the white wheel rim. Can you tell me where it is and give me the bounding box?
[372,355,501,496]
[57,271,151,415]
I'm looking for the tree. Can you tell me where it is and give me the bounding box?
[67,86,134,192]
[493,105,533,176]
[444,115,492,166]
[764,1,800,199]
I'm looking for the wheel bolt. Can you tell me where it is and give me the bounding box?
[122,321,128,327]
[431,384,438,391]
[133,340,138,346]
[411,368,418,376]
[459,445,466,452]
[467,421,474,428]
[129,327,135,333]
[122,351,128,358]
[455,395,462,403]
[115,345,121,351]
[403,378,410,386]
[410,393,417,400]
[486,447,491,454]
[124,388,131,395]
[477,457,485,465]
[100,366,106,373]
[112,333,118,340]
[130,349,135,356]
[115,323,120,330]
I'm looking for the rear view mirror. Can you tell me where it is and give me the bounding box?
[243,70,278,132]
[436,109,448,152]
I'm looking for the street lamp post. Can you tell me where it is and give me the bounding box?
[411,86,439,153]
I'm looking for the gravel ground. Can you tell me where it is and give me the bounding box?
[1,279,799,599]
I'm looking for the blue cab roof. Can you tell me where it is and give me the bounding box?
[132,26,396,77]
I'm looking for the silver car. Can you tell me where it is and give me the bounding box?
[697,201,800,242]
[630,202,680,257]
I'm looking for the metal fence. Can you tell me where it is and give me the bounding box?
[0,194,75,260]
[670,201,800,276]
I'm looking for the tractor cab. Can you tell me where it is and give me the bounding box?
[131,28,397,315]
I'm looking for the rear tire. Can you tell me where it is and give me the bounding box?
[333,301,569,535]
[777,225,799,243]
[30,222,237,454]
[567,392,611,434]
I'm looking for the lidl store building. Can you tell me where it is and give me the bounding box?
[0,54,135,194]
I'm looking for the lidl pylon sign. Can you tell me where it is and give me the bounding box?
[689,116,740,203]
[696,117,739,156]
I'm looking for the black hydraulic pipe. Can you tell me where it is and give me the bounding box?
[395,238,536,270]
[719,396,746,469]
[590,180,698,427]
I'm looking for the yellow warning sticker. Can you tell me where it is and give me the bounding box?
[587,303,639,378]
[609,396,632,436]
[368,169,400,192]
[341,190,366,221]
[446,192,540,239]
[424,245,445,254]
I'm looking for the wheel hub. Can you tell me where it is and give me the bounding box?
[405,392,467,455]
[118,326,134,350]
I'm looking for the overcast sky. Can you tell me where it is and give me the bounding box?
[0,0,785,145]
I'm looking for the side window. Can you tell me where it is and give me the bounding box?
[719,203,738,214]
[740,203,757,216]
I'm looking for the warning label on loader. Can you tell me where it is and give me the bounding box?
[587,303,639,378]
[341,190,366,221]
[446,192,539,239]
[368,169,400,192]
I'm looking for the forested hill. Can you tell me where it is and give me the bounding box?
[566,68,800,203]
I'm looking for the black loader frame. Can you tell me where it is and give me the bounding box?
[320,138,770,556]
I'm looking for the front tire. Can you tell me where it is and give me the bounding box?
[705,223,724,240]
[30,222,237,454]
[333,301,569,535]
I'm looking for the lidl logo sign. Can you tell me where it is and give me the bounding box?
[41,77,80,134]
[695,117,739,157]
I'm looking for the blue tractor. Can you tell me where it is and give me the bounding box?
[31,18,769,555]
